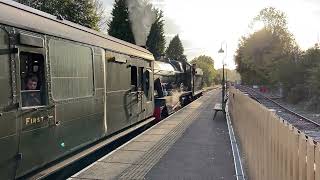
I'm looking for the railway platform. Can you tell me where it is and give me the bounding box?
[69,89,238,180]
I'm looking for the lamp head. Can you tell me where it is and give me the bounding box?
[218,48,224,53]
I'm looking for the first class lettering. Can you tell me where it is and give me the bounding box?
[25,117,45,125]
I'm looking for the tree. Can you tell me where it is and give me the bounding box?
[190,55,216,86]
[303,47,320,96]
[235,7,298,86]
[235,29,278,85]
[306,62,320,111]
[252,7,287,34]
[146,9,166,59]
[216,69,241,82]
[165,35,184,62]
[15,0,106,31]
[107,0,135,44]
[251,7,296,53]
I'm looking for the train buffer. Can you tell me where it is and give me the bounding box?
[70,89,241,180]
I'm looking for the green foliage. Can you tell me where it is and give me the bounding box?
[216,69,241,83]
[302,47,320,70]
[213,73,221,85]
[190,55,216,86]
[107,0,135,44]
[16,0,106,31]
[165,35,185,62]
[236,6,320,110]
[252,7,287,33]
[251,7,296,53]
[306,48,320,95]
[305,60,320,111]
[235,7,298,86]
[278,46,320,104]
[146,9,166,59]
[286,84,306,104]
[235,29,279,85]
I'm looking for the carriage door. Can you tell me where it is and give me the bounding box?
[129,65,142,124]
[0,26,20,180]
[16,32,56,176]
[132,61,153,122]
[142,66,153,119]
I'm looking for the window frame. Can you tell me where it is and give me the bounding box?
[19,51,47,109]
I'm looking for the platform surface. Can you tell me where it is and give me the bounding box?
[70,89,236,180]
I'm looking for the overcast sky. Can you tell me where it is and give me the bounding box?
[101,0,320,69]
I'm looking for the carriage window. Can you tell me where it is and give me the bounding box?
[49,39,93,100]
[145,69,152,101]
[20,52,45,107]
[0,28,12,107]
[131,66,137,90]
[139,67,144,91]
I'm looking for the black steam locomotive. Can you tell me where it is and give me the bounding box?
[153,59,203,120]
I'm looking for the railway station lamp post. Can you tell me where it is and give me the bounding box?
[218,42,227,112]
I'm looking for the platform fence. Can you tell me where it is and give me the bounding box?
[228,87,320,180]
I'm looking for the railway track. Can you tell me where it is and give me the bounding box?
[236,85,320,139]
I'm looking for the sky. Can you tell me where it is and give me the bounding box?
[101,0,320,69]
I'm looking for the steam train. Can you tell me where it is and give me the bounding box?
[0,1,203,179]
[153,59,203,119]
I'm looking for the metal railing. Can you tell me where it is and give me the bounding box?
[228,87,320,180]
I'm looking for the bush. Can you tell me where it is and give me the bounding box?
[286,85,306,104]
[305,96,320,112]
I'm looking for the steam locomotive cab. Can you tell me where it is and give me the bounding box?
[193,67,204,98]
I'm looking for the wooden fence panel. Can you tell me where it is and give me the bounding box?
[315,145,320,179]
[293,128,300,180]
[307,138,315,180]
[228,87,318,180]
[299,133,307,180]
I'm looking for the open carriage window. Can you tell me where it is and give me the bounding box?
[139,67,144,91]
[144,69,152,101]
[131,66,137,90]
[20,52,45,107]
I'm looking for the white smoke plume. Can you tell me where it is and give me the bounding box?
[127,0,157,46]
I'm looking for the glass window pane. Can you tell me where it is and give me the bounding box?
[49,39,93,100]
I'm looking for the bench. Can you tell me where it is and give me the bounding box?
[213,103,224,120]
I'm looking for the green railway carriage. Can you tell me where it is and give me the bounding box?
[0,1,154,179]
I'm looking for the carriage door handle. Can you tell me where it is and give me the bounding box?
[48,115,60,126]
[138,91,143,101]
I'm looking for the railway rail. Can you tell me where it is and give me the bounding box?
[236,85,320,139]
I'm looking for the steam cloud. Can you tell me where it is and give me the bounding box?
[127,0,157,46]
